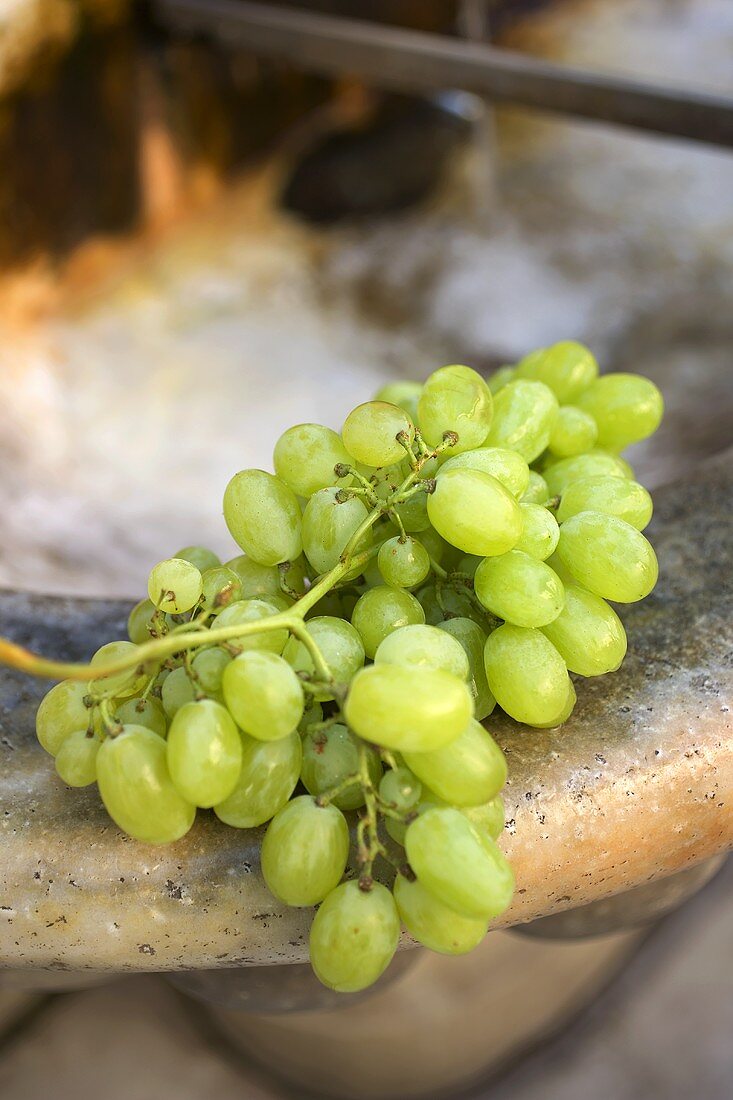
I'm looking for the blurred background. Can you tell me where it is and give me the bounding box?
[0,1,731,1097]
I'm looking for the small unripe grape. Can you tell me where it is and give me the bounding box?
[428,468,522,557]
[310,881,400,993]
[223,469,302,566]
[474,550,565,628]
[351,585,425,658]
[418,365,493,454]
[379,766,422,813]
[191,647,231,696]
[377,536,430,588]
[521,470,550,504]
[116,696,167,738]
[148,558,203,614]
[576,372,663,450]
[342,401,413,467]
[548,405,598,457]
[482,379,558,462]
[514,341,598,402]
[161,667,196,720]
[301,723,381,811]
[274,423,353,498]
[440,446,529,499]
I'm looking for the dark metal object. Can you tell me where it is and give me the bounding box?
[153,0,733,149]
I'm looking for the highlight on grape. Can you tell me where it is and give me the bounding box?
[4,341,663,992]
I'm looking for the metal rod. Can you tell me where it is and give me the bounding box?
[153,0,733,149]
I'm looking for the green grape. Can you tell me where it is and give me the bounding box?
[302,487,370,575]
[377,536,430,588]
[299,698,323,735]
[174,546,221,574]
[474,550,565,628]
[374,624,469,680]
[301,723,382,811]
[55,729,100,787]
[440,446,529,499]
[374,380,422,420]
[90,641,147,699]
[557,475,653,530]
[418,525,451,565]
[97,725,195,844]
[261,795,349,906]
[223,650,304,741]
[344,664,473,752]
[418,583,488,630]
[127,598,156,645]
[463,796,505,841]
[36,680,92,756]
[417,365,493,454]
[200,567,242,613]
[215,598,288,654]
[544,550,576,586]
[225,555,282,599]
[362,555,385,589]
[404,718,506,807]
[342,401,413,468]
[541,585,627,676]
[557,511,658,602]
[278,556,308,598]
[147,558,203,614]
[484,624,571,727]
[351,585,425,659]
[488,365,514,393]
[392,490,431,533]
[514,341,598,403]
[394,875,488,956]
[428,468,522,556]
[543,450,630,497]
[161,667,195,720]
[191,647,231,695]
[548,405,598,457]
[310,881,400,993]
[437,618,496,720]
[273,423,353,498]
[456,554,482,577]
[405,807,514,919]
[515,503,560,560]
[521,470,550,504]
[166,699,242,807]
[576,372,663,450]
[214,731,301,828]
[116,696,167,738]
[282,616,365,701]
[482,380,558,462]
[223,469,302,566]
[379,766,422,812]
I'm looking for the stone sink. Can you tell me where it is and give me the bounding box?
[0,444,730,975]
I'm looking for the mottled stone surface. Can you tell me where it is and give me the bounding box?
[0,447,730,971]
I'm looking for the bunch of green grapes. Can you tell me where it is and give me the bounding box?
[29,343,662,993]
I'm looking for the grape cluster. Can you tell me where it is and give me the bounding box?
[32,342,662,992]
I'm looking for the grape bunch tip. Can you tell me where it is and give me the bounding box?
[8,342,663,993]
